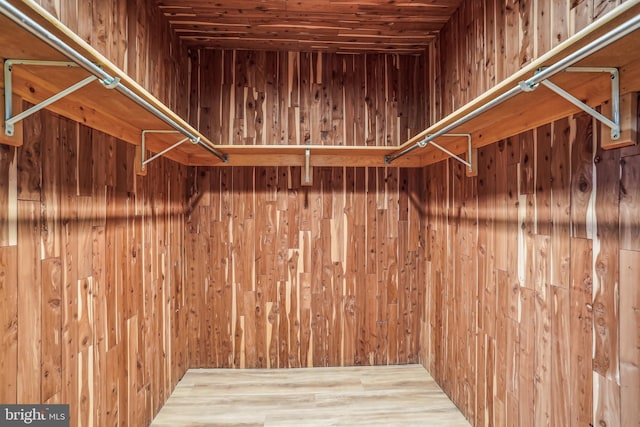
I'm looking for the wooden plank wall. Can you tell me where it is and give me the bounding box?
[33,0,190,117]
[188,50,427,147]
[1,1,191,426]
[421,114,640,427]
[185,165,425,368]
[0,107,188,426]
[421,1,639,427]
[185,51,429,368]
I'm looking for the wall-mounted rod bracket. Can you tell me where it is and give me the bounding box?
[141,130,191,170]
[3,59,97,136]
[100,76,121,89]
[419,133,473,173]
[386,133,474,172]
[531,67,620,139]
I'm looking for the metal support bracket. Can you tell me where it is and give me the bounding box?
[415,133,473,173]
[141,130,195,170]
[138,119,227,167]
[526,67,620,139]
[305,148,311,184]
[418,133,473,172]
[3,59,101,136]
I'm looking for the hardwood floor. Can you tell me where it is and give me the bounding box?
[150,364,470,427]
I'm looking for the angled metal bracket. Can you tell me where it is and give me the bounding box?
[416,133,473,173]
[305,148,311,184]
[141,129,226,168]
[385,133,474,171]
[3,59,120,136]
[140,130,197,170]
[521,67,620,139]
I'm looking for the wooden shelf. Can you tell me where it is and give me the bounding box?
[394,0,640,167]
[0,0,222,165]
[201,145,419,168]
[1,0,639,169]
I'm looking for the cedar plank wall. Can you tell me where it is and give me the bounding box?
[0,1,190,426]
[0,111,188,427]
[33,0,190,118]
[185,51,428,368]
[420,1,639,427]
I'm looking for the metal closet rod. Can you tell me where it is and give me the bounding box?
[0,0,228,163]
[386,10,640,164]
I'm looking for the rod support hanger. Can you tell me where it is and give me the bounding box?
[385,134,474,174]
[141,130,184,170]
[525,66,621,139]
[424,134,473,172]
[100,76,120,89]
[518,80,539,92]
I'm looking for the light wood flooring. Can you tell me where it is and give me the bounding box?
[151,364,470,427]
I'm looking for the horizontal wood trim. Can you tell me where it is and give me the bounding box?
[211,145,423,167]
[182,37,437,54]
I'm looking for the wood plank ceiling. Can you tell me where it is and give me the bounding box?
[156,0,464,53]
